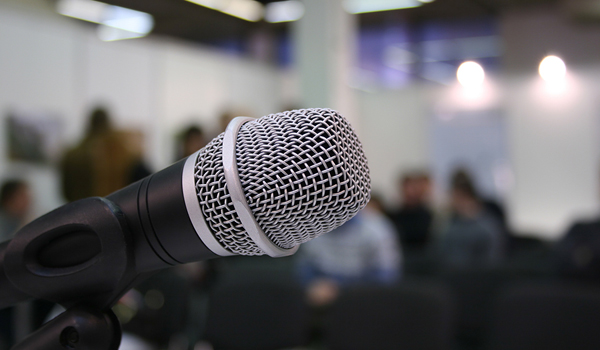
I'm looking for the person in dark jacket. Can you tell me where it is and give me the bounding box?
[388,171,434,252]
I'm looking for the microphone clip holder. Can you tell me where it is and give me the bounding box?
[2,197,153,349]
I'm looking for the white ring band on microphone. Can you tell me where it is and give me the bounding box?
[223,117,299,257]
[182,151,234,256]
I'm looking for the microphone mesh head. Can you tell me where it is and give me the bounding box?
[194,108,371,256]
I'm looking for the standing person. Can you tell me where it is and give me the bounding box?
[388,171,434,252]
[0,180,31,242]
[60,107,135,202]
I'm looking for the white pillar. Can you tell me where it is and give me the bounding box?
[292,0,359,130]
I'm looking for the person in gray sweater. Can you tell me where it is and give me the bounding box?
[435,170,503,268]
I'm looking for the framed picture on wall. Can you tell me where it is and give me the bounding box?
[6,109,63,164]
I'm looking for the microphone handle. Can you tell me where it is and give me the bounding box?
[106,157,217,271]
[0,157,218,310]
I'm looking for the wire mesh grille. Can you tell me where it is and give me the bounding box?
[194,108,371,255]
[194,134,263,256]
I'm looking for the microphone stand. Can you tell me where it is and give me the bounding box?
[11,305,121,350]
[0,197,158,350]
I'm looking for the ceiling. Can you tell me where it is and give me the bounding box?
[90,0,559,45]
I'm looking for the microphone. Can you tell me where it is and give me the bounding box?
[0,108,370,309]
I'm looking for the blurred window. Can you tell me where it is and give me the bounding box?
[355,17,501,89]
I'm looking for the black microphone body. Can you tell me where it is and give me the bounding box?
[0,108,371,310]
[0,157,218,309]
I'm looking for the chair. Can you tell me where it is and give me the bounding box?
[204,279,309,350]
[488,282,600,350]
[439,267,513,348]
[323,280,455,350]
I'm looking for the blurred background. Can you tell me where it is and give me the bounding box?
[3,0,600,349]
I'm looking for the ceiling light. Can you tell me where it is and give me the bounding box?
[344,0,424,14]
[186,0,264,22]
[457,61,485,88]
[57,0,106,23]
[103,6,154,34]
[539,55,566,83]
[97,25,147,41]
[224,0,264,21]
[265,1,305,23]
[57,0,154,40]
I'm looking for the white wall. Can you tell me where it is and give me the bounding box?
[0,1,80,217]
[500,7,600,238]
[160,41,283,166]
[0,0,285,218]
[502,73,599,237]
[358,87,430,207]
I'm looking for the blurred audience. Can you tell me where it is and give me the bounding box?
[60,107,136,202]
[178,125,207,159]
[297,199,402,307]
[434,169,504,268]
[388,171,434,252]
[0,179,31,242]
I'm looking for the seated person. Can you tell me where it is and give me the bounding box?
[388,171,433,251]
[435,170,503,269]
[297,200,402,306]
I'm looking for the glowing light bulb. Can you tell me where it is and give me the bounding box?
[457,61,485,88]
[539,55,566,83]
